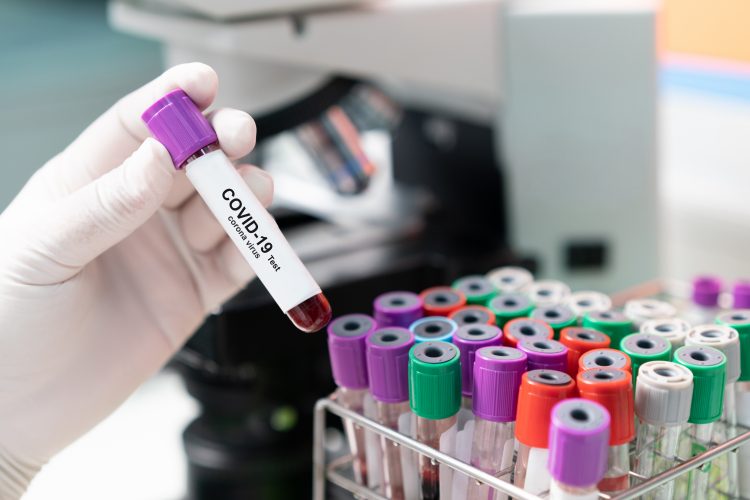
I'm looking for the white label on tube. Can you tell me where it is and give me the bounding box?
[524,447,550,495]
[186,151,321,312]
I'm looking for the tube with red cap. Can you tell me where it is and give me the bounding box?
[579,348,632,374]
[514,369,577,494]
[366,327,415,499]
[517,338,568,373]
[547,399,611,500]
[577,368,634,494]
[419,286,466,317]
[559,327,610,377]
[327,314,378,485]
[448,305,496,327]
[142,90,331,332]
[503,318,553,348]
[466,346,527,500]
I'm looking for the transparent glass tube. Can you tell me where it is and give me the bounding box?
[633,422,681,499]
[687,423,714,498]
[549,479,599,500]
[374,400,410,500]
[466,418,514,500]
[514,443,550,495]
[415,415,457,500]
[337,387,369,485]
[598,443,630,493]
[723,383,739,498]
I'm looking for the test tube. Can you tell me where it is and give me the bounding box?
[732,281,750,309]
[567,291,613,319]
[640,318,690,349]
[467,346,527,500]
[577,368,635,494]
[503,318,554,348]
[327,314,378,484]
[673,345,727,498]
[453,324,503,410]
[374,291,423,328]
[485,266,533,293]
[452,275,498,305]
[517,338,568,373]
[624,299,677,328]
[514,369,577,494]
[409,316,458,344]
[633,361,693,500]
[689,276,723,325]
[685,325,741,497]
[448,305,496,327]
[526,280,572,307]
[619,333,671,387]
[559,327,610,378]
[579,348,632,374]
[530,304,577,340]
[717,310,750,497]
[419,287,467,317]
[582,310,634,351]
[366,327,415,499]
[409,341,461,500]
[143,90,331,332]
[547,399,610,500]
[486,293,534,327]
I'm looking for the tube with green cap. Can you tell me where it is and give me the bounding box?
[620,333,671,387]
[530,304,577,340]
[452,275,498,305]
[409,341,461,500]
[583,310,634,350]
[487,293,534,327]
[673,345,727,498]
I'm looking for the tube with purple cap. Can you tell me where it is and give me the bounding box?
[327,313,377,485]
[517,338,568,373]
[453,324,503,411]
[366,327,415,499]
[547,399,611,500]
[374,291,424,328]
[466,346,527,500]
[688,276,722,325]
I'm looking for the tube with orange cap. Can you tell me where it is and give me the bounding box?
[503,318,553,348]
[513,369,577,494]
[419,286,466,317]
[577,368,635,494]
[448,305,496,327]
[578,348,631,374]
[560,327,610,378]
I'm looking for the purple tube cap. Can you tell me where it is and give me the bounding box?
[548,398,610,487]
[692,275,722,307]
[472,346,527,422]
[366,327,415,402]
[142,89,218,168]
[327,314,377,389]
[517,338,567,372]
[373,291,423,328]
[733,281,750,309]
[454,324,503,396]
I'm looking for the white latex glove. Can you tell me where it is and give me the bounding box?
[0,63,273,498]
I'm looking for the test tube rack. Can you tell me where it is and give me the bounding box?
[312,280,750,499]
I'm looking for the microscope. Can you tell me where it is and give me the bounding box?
[110,1,658,497]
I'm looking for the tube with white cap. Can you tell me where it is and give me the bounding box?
[366,327,415,499]
[566,291,612,319]
[547,399,610,500]
[640,318,690,349]
[485,266,533,293]
[526,280,571,307]
[624,299,677,328]
[142,90,331,332]
[634,361,693,500]
[327,314,378,485]
[466,346,526,500]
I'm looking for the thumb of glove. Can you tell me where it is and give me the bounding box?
[27,138,176,284]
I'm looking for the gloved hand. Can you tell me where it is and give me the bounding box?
[0,63,272,498]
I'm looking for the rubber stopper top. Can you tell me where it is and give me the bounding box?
[419,286,466,316]
[530,304,577,330]
[515,370,576,448]
[716,310,750,382]
[409,316,458,343]
[673,345,726,424]
[583,310,634,349]
[472,346,527,422]
[142,89,218,168]
[408,341,461,419]
[686,325,740,384]
[485,266,533,293]
[567,291,612,317]
[366,327,414,403]
[452,275,497,305]
[373,291,423,328]
[635,361,693,426]
[449,305,496,327]
[327,314,377,389]
[504,318,554,348]
[577,368,634,445]
[517,338,568,373]
[640,318,690,349]
[548,399,610,487]
[579,348,632,373]
[527,280,571,307]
